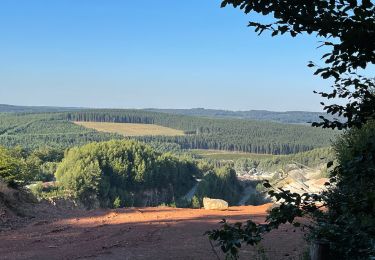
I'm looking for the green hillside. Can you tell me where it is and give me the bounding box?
[62,109,336,154]
[0,109,336,154]
[0,113,119,149]
[145,108,340,124]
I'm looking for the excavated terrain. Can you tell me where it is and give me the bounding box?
[0,203,307,260]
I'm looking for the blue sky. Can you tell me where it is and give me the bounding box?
[0,0,331,111]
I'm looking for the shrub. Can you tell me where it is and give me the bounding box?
[191,196,201,209]
[29,181,44,196]
[113,196,121,208]
[0,146,34,187]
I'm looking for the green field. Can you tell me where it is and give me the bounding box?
[190,149,277,160]
[74,121,185,137]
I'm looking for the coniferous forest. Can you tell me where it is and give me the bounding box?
[0,107,335,209]
[0,109,335,154]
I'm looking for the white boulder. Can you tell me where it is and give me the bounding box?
[203,197,228,210]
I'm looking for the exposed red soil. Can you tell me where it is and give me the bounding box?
[0,204,307,260]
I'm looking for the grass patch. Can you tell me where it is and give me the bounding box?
[190,149,277,160]
[74,121,185,137]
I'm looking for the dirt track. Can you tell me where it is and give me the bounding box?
[0,204,306,260]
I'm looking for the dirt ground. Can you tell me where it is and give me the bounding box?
[0,204,307,260]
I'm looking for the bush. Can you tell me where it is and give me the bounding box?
[0,146,34,187]
[29,182,44,196]
[113,196,121,208]
[191,196,201,208]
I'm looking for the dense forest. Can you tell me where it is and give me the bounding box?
[0,140,243,208]
[55,140,202,208]
[0,110,336,154]
[0,113,120,149]
[61,109,336,154]
[145,108,340,124]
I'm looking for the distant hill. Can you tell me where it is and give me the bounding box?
[0,104,338,124]
[145,108,338,124]
[0,104,79,113]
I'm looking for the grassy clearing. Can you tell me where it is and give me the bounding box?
[74,121,185,137]
[190,149,278,160]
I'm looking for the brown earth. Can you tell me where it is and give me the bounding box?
[0,203,307,260]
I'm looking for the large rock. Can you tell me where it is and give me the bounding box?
[203,197,228,210]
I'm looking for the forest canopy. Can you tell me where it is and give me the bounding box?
[0,110,336,155]
[55,140,202,208]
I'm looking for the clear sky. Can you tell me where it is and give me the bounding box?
[0,0,331,111]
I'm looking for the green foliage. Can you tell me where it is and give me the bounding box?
[30,146,63,163]
[55,140,199,208]
[61,110,334,154]
[29,181,44,195]
[194,147,333,179]
[0,146,35,186]
[311,121,375,258]
[0,113,120,150]
[207,1,375,259]
[233,147,334,173]
[146,108,337,124]
[29,182,65,199]
[113,196,121,209]
[313,77,375,130]
[147,141,182,154]
[36,162,58,182]
[196,166,242,205]
[169,201,177,208]
[0,110,335,155]
[191,195,201,209]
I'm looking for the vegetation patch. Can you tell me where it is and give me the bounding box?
[55,139,201,208]
[74,121,185,137]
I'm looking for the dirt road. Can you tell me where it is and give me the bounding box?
[0,204,306,260]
